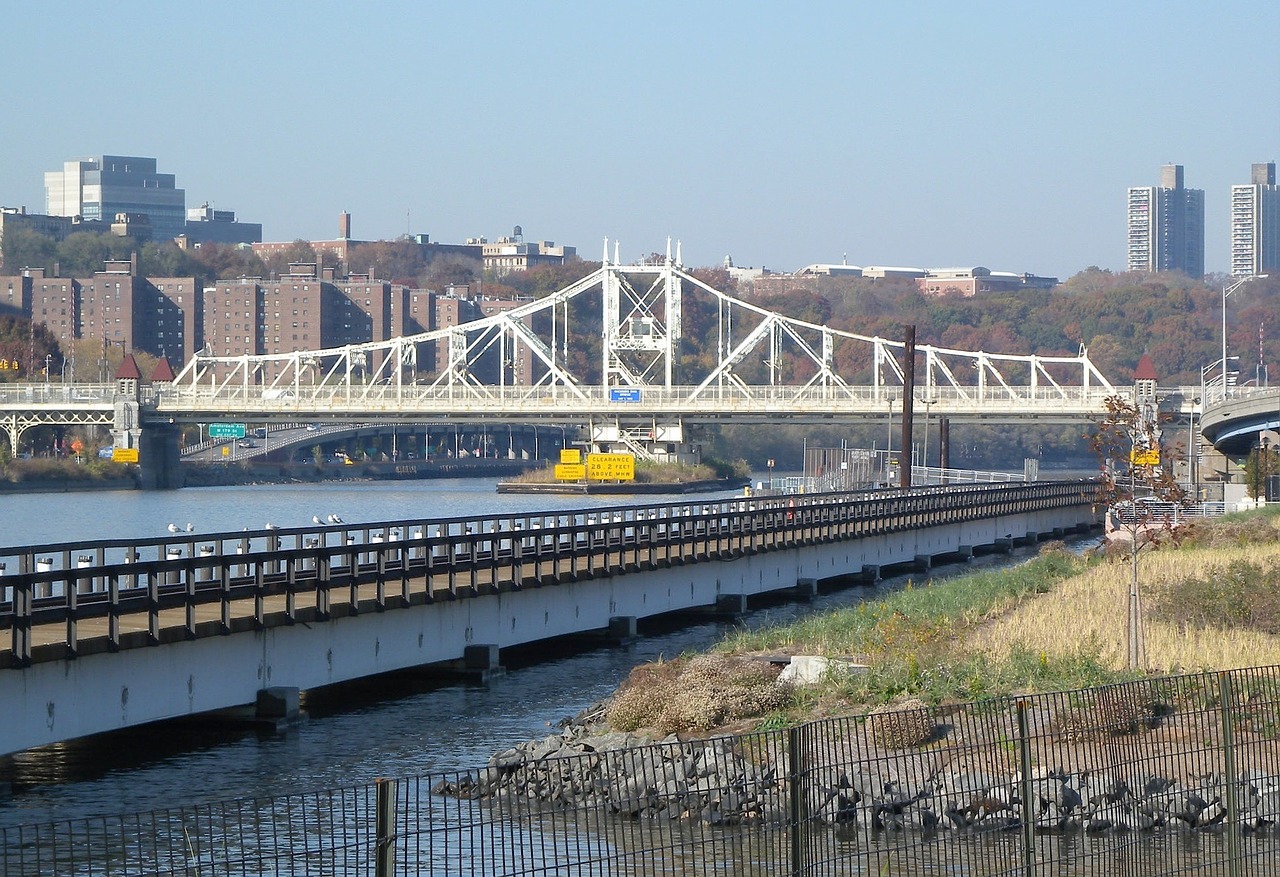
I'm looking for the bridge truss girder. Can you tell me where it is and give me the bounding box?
[167,244,1120,460]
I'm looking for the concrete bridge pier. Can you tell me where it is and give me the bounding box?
[957,545,974,561]
[861,564,881,583]
[994,537,1014,553]
[256,686,301,728]
[137,424,183,490]
[793,578,818,601]
[713,593,748,618]
[461,643,505,683]
[606,615,638,643]
[913,554,932,573]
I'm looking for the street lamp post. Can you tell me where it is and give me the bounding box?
[886,395,896,481]
[1223,275,1268,397]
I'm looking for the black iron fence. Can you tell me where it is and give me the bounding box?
[4,666,1279,875]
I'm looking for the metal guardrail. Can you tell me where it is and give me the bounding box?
[3,667,1276,875]
[0,482,1096,667]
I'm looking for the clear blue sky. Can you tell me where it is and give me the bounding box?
[4,1,1277,279]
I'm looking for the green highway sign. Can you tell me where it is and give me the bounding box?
[209,422,247,439]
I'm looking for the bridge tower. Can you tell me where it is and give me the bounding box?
[595,239,695,462]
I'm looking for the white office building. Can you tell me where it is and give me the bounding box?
[44,155,186,243]
[1230,162,1280,277]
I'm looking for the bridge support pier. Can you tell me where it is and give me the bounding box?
[137,424,183,490]
[256,687,300,724]
[794,578,818,601]
[713,593,747,618]
[460,644,505,683]
[861,564,881,583]
[957,546,974,562]
[1023,531,1039,546]
[913,555,932,573]
[606,615,638,643]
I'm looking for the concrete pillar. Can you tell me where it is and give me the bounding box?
[1051,527,1065,539]
[994,537,1014,553]
[1025,531,1039,546]
[256,686,300,720]
[137,424,183,490]
[795,578,818,600]
[606,615,638,641]
[913,554,932,572]
[465,643,501,671]
[957,545,974,561]
[861,564,881,583]
[714,593,747,617]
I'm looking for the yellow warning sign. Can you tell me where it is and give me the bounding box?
[112,448,140,463]
[560,448,582,464]
[555,463,587,481]
[1129,448,1160,466]
[587,453,635,481]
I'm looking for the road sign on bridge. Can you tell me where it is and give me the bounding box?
[208,422,247,439]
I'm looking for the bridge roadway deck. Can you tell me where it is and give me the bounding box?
[0,483,1098,755]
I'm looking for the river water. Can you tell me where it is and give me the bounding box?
[0,477,1040,834]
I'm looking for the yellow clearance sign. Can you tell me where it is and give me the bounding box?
[560,448,582,464]
[587,453,635,481]
[555,463,587,480]
[112,448,140,463]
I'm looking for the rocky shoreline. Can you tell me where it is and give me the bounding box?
[435,684,1280,836]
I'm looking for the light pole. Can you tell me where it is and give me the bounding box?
[1223,275,1268,397]
[919,397,937,476]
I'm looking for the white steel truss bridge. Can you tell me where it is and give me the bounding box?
[162,242,1136,456]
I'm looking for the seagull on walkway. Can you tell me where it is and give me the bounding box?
[327,514,344,524]
[265,522,279,530]
[184,523,194,532]
[312,515,324,525]
[166,523,179,533]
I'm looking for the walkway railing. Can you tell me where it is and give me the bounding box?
[4,667,1276,876]
[1,482,1095,668]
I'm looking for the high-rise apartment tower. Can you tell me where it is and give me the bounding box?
[1126,164,1205,277]
[1231,162,1279,277]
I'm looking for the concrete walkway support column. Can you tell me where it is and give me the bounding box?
[913,555,932,573]
[606,616,638,642]
[714,593,747,618]
[957,545,974,561]
[256,686,300,721]
[794,578,818,600]
[861,564,881,583]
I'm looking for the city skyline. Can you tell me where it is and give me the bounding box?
[3,2,1277,279]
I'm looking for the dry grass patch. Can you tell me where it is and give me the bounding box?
[606,655,792,735]
[972,541,1280,673]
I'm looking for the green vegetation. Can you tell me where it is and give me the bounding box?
[719,548,1137,709]
[0,456,134,486]
[600,513,1280,737]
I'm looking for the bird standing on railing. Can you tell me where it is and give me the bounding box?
[327,514,344,524]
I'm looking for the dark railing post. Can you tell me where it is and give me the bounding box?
[1220,672,1241,877]
[1017,699,1035,877]
[375,777,397,877]
[788,724,806,877]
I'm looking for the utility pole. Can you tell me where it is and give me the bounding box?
[899,325,915,489]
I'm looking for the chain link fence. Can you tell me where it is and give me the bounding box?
[4,666,1279,875]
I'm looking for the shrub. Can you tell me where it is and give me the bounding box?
[866,698,936,748]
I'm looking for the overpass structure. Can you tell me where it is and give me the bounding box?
[0,481,1098,756]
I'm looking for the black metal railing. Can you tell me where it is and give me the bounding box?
[4,666,1277,876]
[2,482,1096,667]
